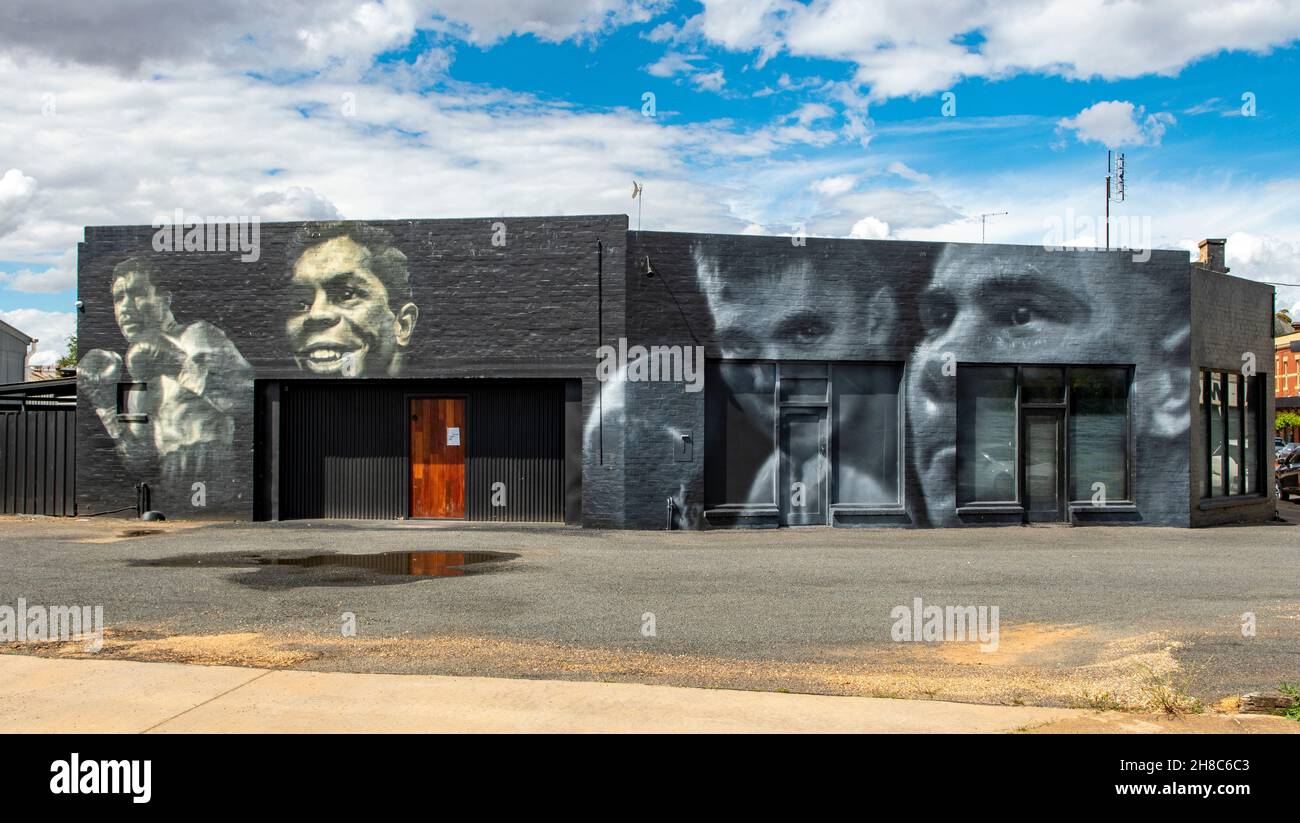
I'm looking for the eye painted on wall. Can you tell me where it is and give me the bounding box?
[918,287,957,337]
[288,286,313,314]
[775,311,829,344]
[978,273,1090,336]
[323,273,365,305]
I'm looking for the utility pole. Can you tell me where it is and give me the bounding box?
[979,211,1008,243]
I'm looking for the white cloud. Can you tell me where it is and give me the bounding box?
[1058,101,1175,148]
[0,0,665,75]
[0,248,76,294]
[424,0,666,45]
[789,103,834,126]
[810,175,856,197]
[0,51,862,271]
[0,169,37,236]
[886,161,930,184]
[243,187,343,221]
[694,0,1300,100]
[645,52,704,77]
[690,68,726,92]
[849,216,890,239]
[0,308,74,365]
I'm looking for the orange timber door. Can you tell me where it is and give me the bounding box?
[410,398,466,518]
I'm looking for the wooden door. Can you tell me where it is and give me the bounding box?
[410,398,465,518]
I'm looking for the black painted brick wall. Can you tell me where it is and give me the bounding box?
[77,215,627,521]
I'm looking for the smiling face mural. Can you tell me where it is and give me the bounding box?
[284,223,419,378]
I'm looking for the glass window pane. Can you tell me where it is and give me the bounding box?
[957,366,1017,504]
[1068,367,1129,502]
[831,364,901,505]
[1021,367,1064,403]
[1227,373,1242,495]
[705,362,777,506]
[1209,372,1225,497]
[1199,373,1209,498]
[780,363,828,403]
[1244,375,1257,494]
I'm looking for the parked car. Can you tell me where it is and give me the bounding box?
[1279,443,1300,464]
[1277,450,1300,501]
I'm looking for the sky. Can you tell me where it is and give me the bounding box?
[2,0,1300,365]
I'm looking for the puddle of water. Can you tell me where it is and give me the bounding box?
[257,550,517,578]
[118,529,161,538]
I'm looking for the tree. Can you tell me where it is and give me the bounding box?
[54,335,76,370]
[1275,411,1300,433]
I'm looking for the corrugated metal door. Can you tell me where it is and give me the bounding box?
[277,381,563,521]
[465,384,564,522]
[280,383,406,519]
[0,408,76,516]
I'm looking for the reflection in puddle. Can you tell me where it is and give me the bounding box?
[257,551,518,578]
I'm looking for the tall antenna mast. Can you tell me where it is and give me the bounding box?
[1106,150,1125,249]
[978,211,1008,243]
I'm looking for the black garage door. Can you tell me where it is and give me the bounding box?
[266,380,568,522]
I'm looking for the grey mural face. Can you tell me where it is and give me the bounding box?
[111,263,175,343]
[906,246,1191,523]
[908,249,1096,516]
[285,234,419,377]
[82,257,253,485]
[686,242,911,521]
[695,248,901,360]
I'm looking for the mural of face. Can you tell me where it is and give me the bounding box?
[111,265,175,344]
[690,244,908,517]
[286,236,418,377]
[905,247,1185,523]
[696,251,901,361]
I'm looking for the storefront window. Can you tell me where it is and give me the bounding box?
[1245,375,1258,494]
[1068,367,1129,502]
[1208,373,1225,496]
[707,361,902,511]
[705,362,776,506]
[832,364,901,505]
[956,367,1018,504]
[1200,369,1262,499]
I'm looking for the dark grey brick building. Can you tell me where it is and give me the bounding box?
[75,216,1273,528]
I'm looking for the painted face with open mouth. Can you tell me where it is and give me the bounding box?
[286,236,415,377]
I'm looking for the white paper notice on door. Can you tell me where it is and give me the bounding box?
[446,427,461,446]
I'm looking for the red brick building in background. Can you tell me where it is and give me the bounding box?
[1275,320,1300,442]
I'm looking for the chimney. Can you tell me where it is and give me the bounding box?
[1198,238,1229,273]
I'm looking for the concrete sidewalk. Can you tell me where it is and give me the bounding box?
[3,655,1294,733]
[0,653,1087,733]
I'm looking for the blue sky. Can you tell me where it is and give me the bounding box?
[2,0,1299,364]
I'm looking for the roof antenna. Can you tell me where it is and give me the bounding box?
[631,180,643,234]
[979,211,1008,243]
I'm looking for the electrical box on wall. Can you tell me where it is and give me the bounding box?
[674,431,693,462]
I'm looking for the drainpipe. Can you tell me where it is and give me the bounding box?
[665,496,674,530]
